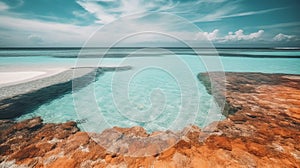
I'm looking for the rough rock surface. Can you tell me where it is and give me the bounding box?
[0,72,300,167]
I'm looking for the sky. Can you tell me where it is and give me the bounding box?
[0,0,299,47]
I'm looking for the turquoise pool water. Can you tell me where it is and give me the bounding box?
[1,48,300,132]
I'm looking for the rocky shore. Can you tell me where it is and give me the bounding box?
[0,72,300,167]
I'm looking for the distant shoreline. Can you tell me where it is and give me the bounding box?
[0,47,300,50]
[0,47,300,58]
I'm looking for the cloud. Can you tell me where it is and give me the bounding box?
[0,0,24,10]
[194,6,236,22]
[192,3,283,23]
[0,1,9,11]
[77,0,241,24]
[76,0,176,24]
[0,15,98,46]
[0,13,199,46]
[0,1,295,48]
[195,29,219,40]
[221,7,285,19]
[0,11,293,47]
[174,1,240,22]
[195,29,265,42]
[258,21,300,29]
[72,10,89,18]
[76,0,284,25]
[273,33,297,41]
[223,29,264,41]
[28,34,44,44]
[196,0,228,4]
[76,1,116,24]
[93,0,115,2]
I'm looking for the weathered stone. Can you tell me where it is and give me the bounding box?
[206,135,232,151]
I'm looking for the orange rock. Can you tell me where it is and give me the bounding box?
[10,145,40,161]
[1,72,300,167]
[47,157,77,168]
[246,142,268,157]
[159,147,176,160]
[206,135,232,151]
[105,155,112,163]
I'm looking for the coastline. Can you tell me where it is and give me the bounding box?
[0,67,99,119]
[0,68,67,87]
[0,66,131,119]
[0,72,299,167]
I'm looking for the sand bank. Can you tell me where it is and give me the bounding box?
[0,67,99,118]
[0,68,67,87]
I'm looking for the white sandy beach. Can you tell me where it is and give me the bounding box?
[0,71,46,84]
[0,68,68,87]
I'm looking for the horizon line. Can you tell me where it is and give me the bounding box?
[0,47,299,50]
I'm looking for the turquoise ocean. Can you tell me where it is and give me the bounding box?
[1,48,300,132]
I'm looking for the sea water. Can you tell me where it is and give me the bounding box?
[1,48,300,132]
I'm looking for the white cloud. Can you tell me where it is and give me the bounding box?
[72,10,89,18]
[223,29,264,41]
[192,2,282,23]
[0,13,199,46]
[77,0,246,24]
[195,29,219,41]
[189,1,240,23]
[93,0,115,2]
[273,33,296,41]
[195,29,265,42]
[0,8,294,47]
[0,15,98,46]
[0,0,24,11]
[221,8,285,19]
[191,29,270,47]
[76,1,117,24]
[0,1,9,11]
[76,0,176,24]
[195,6,236,22]
[76,0,282,25]
[253,21,300,30]
[28,34,44,44]
[118,0,147,16]
[196,0,228,4]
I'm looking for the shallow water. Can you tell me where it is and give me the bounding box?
[1,48,299,132]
